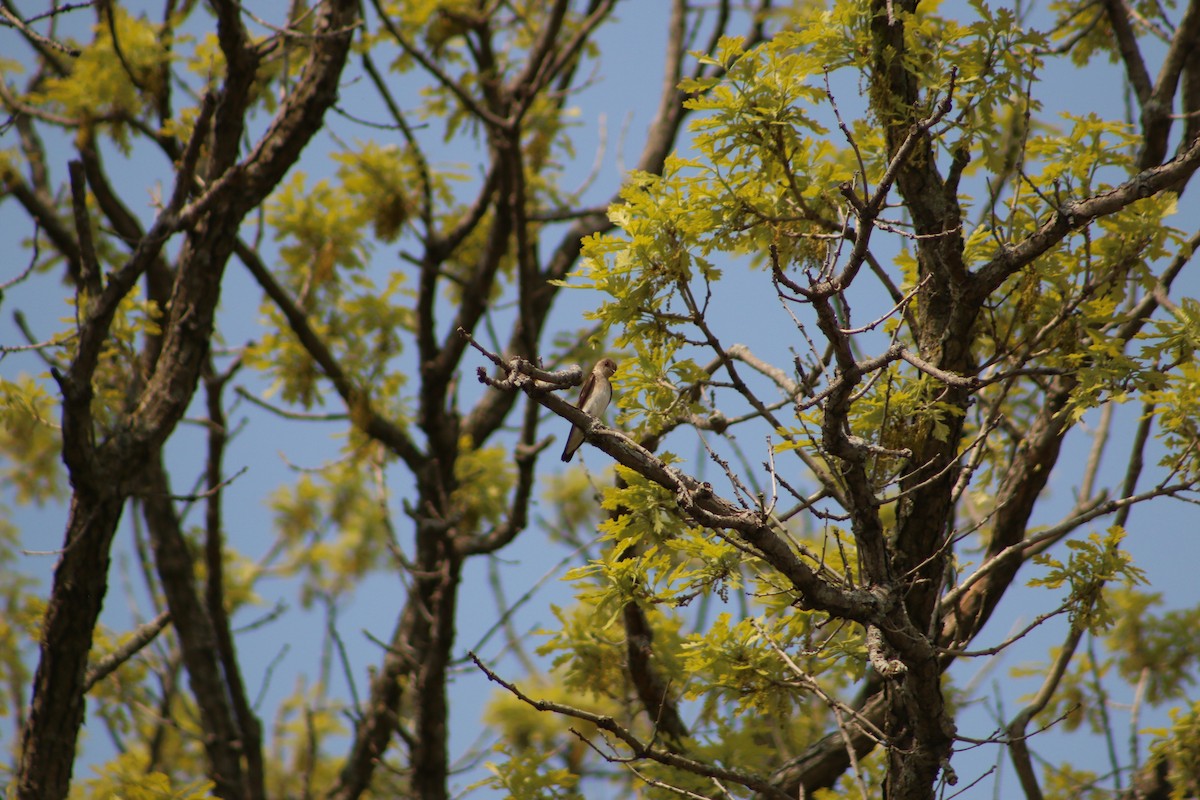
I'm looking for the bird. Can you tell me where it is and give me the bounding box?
[560,357,617,463]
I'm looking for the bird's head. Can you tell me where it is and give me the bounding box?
[596,358,618,378]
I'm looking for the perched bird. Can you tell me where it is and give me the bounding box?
[561,357,618,463]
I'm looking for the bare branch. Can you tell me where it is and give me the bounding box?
[470,653,793,800]
[0,4,80,58]
[84,612,172,692]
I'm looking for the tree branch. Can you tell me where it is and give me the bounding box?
[973,131,1200,297]
[470,653,792,800]
[83,611,172,693]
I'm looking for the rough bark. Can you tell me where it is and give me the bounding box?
[14,2,358,797]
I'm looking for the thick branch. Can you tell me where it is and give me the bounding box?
[203,360,265,800]
[472,653,791,800]
[140,459,249,800]
[473,351,879,622]
[973,131,1200,298]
